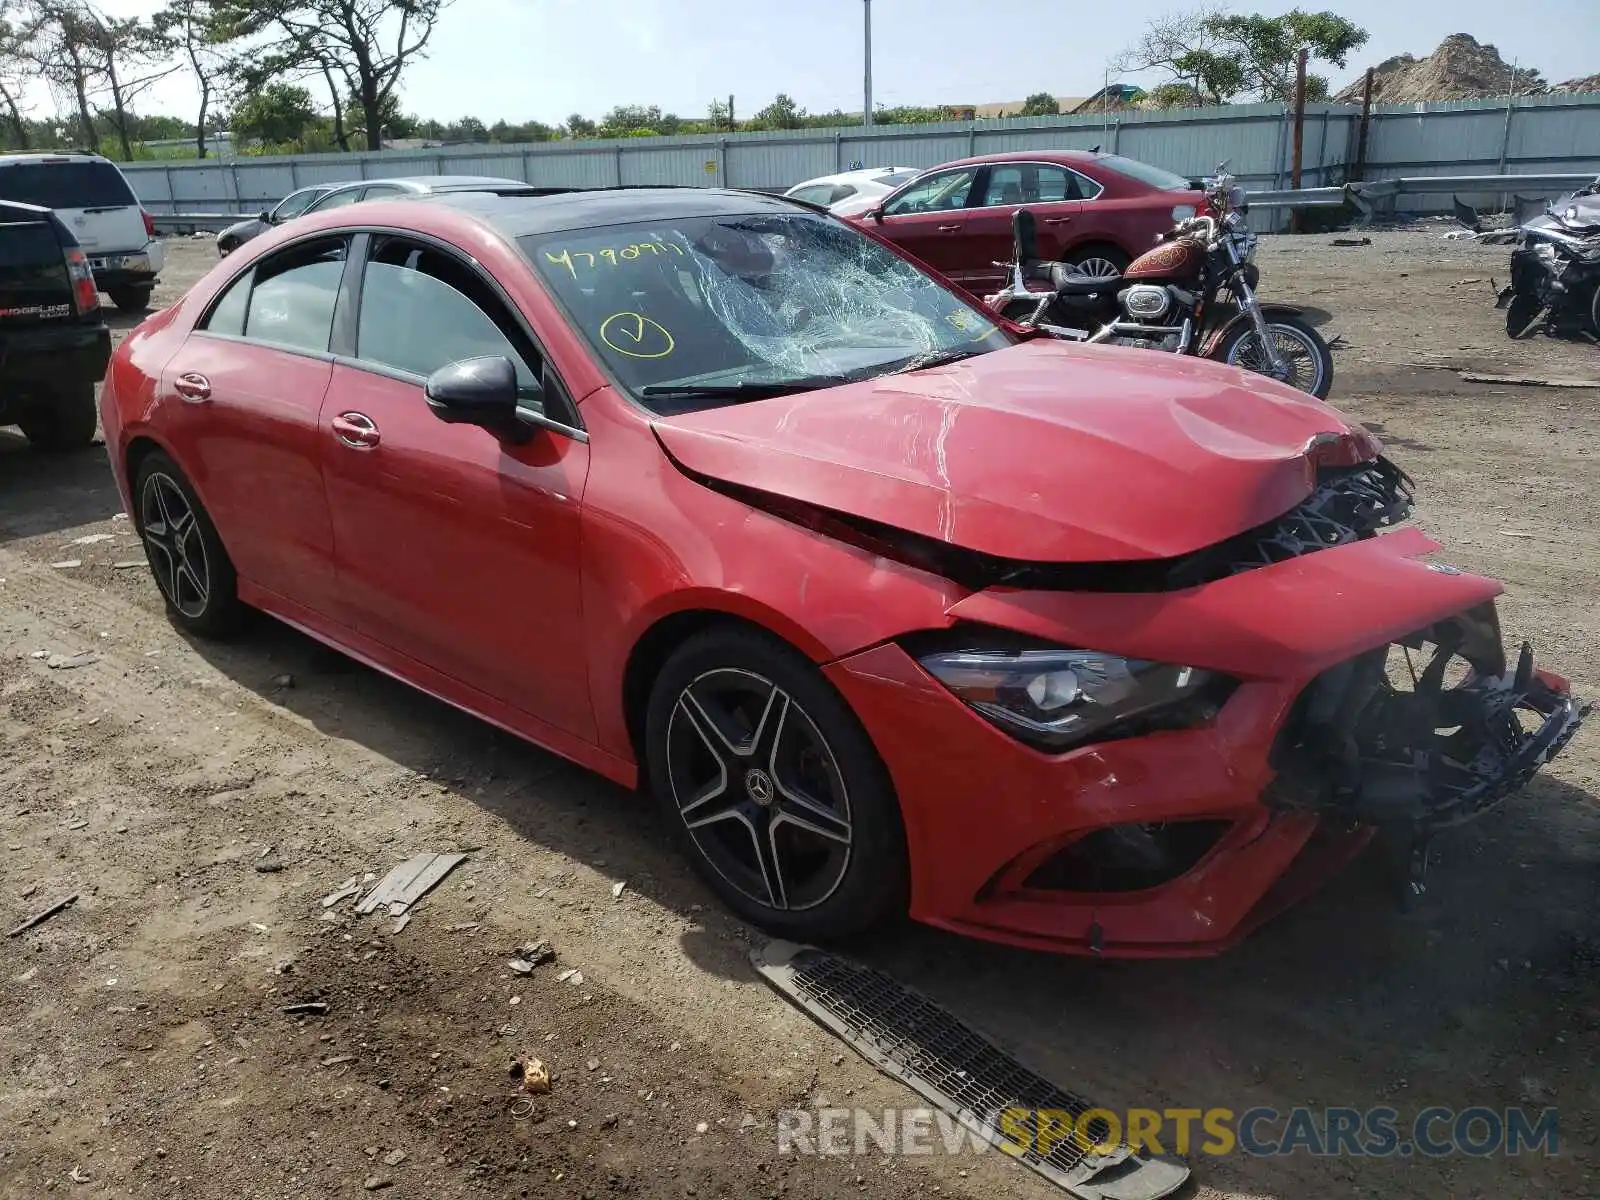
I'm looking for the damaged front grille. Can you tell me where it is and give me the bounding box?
[1268,606,1587,831]
[1208,458,1413,579]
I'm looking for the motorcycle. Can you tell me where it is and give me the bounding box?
[983,168,1335,399]
[1496,176,1600,340]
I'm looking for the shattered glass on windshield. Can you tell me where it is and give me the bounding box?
[523,212,1011,409]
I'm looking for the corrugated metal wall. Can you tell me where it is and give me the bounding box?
[1364,93,1600,212]
[122,95,1600,219]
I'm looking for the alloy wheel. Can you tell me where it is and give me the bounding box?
[1073,255,1123,279]
[1227,323,1326,396]
[140,472,211,619]
[664,668,853,912]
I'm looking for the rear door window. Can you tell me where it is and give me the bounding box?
[307,188,362,213]
[978,164,1080,206]
[0,160,137,210]
[202,271,251,336]
[241,237,348,353]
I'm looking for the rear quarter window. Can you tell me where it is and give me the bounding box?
[1093,155,1195,192]
[0,161,138,209]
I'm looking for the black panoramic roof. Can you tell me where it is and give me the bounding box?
[414,186,811,237]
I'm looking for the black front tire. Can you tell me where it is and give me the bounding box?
[15,383,98,451]
[132,450,243,637]
[107,285,154,314]
[644,626,909,941]
[1506,292,1542,339]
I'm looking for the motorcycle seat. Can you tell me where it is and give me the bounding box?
[1049,262,1120,294]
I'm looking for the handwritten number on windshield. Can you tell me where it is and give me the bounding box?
[546,242,684,280]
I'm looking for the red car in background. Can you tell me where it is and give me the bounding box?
[851,150,1206,293]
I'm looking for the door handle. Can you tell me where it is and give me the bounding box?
[1043,217,1074,225]
[332,411,381,449]
[173,372,211,402]
[936,223,963,232]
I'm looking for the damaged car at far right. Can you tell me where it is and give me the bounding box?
[1497,174,1600,339]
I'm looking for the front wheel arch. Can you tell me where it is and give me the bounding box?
[621,607,829,775]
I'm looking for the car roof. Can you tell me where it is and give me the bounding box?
[411,186,811,237]
[317,175,525,197]
[790,166,918,188]
[0,150,117,166]
[930,150,1114,171]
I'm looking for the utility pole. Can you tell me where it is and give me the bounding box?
[863,0,874,129]
[1289,47,1308,232]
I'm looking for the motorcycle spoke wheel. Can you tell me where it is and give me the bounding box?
[1228,325,1326,396]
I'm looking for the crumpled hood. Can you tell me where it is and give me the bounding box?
[652,339,1360,562]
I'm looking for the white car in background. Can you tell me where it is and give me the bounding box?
[0,151,164,313]
[784,166,923,216]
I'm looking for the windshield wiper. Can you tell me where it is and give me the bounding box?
[640,377,845,399]
[880,346,989,376]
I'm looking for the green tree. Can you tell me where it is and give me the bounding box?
[564,112,596,139]
[230,80,317,144]
[153,0,235,158]
[1019,92,1059,116]
[1116,6,1367,105]
[1145,81,1203,109]
[213,0,451,151]
[750,92,805,129]
[597,104,663,137]
[1208,9,1368,102]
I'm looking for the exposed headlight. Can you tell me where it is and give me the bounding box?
[916,643,1232,752]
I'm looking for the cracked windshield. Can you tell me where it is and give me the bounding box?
[523,212,1012,409]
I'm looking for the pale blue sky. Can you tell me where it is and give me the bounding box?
[65,0,1600,126]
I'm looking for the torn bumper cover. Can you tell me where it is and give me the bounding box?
[1268,604,1587,831]
[824,501,1587,956]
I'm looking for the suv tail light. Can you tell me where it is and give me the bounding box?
[142,209,157,239]
[64,246,100,315]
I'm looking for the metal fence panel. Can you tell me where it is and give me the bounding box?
[117,96,1600,219]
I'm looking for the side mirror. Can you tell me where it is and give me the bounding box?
[424,356,540,439]
[1011,208,1038,264]
[259,210,272,222]
[867,204,885,223]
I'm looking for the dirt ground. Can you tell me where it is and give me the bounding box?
[2,231,1597,1200]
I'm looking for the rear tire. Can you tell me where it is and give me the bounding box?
[644,625,909,941]
[1212,315,1334,399]
[16,383,98,451]
[107,285,153,314]
[132,450,243,637]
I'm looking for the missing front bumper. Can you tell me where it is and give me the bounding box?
[1267,602,1587,832]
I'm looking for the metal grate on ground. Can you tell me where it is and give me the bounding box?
[752,940,1189,1199]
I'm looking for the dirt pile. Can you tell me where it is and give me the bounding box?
[1337,34,1545,102]
[1557,73,1600,94]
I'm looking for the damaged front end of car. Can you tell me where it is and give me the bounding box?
[1268,602,1587,830]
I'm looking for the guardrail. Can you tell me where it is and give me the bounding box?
[152,212,241,234]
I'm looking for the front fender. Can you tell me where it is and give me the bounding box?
[1200,302,1307,358]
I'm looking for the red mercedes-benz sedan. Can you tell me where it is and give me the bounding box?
[849,150,1207,294]
[100,186,1584,957]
